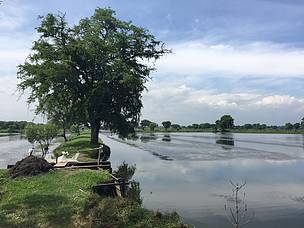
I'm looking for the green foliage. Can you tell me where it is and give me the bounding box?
[70,124,80,135]
[53,133,101,161]
[162,121,171,131]
[0,169,110,227]
[216,115,234,131]
[149,122,158,131]
[24,123,38,144]
[127,180,142,205]
[18,8,170,144]
[294,123,300,130]
[284,122,293,130]
[140,119,152,129]
[0,121,28,133]
[113,161,136,182]
[24,123,58,155]
[83,195,190,228]
[171,124,181,131]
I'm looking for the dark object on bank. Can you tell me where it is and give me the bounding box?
[91,144,111,161]
[101,144,111,161]
[8,155,53,178]
[93,175,129,198]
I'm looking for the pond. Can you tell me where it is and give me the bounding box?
[101,132,304,228]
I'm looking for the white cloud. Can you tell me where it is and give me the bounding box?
[157,41,304,77]
[142,82,304,125]
[256,95,304,107]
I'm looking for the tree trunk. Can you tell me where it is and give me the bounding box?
[62,126,68,142]
[90,120,100,145]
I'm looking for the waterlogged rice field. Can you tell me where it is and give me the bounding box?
[103,132,304,228]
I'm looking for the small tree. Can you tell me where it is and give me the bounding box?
[294,123,300,130]
[171,124,181,131]
[149,122,158,132]
[300,118,304,129]
[24,123,39,146]
[24,123,58,157]
[284,122,293,130]
[140,119,152,130]
[162,121,171,131]
[216,115,234,132]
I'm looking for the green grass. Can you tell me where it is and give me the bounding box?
[84,196,191,228]
[53,133,102,162]
[0,131,192,228]
[0,169,110,227]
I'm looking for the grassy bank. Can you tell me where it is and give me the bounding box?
[53,133,101,162]
[0,132,190,227]
[0,169,188,227]
[0,169,110,227]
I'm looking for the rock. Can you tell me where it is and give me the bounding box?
[9,155,53,178]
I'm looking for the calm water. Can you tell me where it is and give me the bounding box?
[102,132,304,228]
[1,132,304,227]
[0,134,31,168]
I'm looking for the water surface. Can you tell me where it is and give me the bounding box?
[0,134,31,168]
[102,132,304,228]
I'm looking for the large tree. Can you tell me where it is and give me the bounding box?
[18,8,169,144]
[162,121,171,131]
[216,115,234,132]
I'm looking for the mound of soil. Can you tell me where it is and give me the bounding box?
[9,155,53,178]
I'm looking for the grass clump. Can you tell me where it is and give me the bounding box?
[0,169,110,227]
[83,195,191,228]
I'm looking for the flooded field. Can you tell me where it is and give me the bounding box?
[0,134,31,168]
[1,132,304,227]
[102,132,304,228]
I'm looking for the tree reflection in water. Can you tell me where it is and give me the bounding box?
[216,133,234,150]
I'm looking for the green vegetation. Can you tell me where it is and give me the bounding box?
[215,115,234,132]
[18,8,169,145]
[162,121,172,131]
[0,134,190,227]
[53,133,101,162]
[149,122,158,132]
[137,116,304,134]
[83,196,190,228]
[0,121,29,133]
[24,123,59,157]
[0,169,110,227]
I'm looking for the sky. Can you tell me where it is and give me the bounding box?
[0,0,304,125]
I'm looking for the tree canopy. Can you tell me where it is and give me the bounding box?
[18,8,169,144]
[140,119,152,129]
[149,122,158,131]
[24,123,58,157]
[162,121,171,131]
[216,115,234,132]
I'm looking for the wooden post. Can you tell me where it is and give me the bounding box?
[97,145,103,167]
[119,178,126,197]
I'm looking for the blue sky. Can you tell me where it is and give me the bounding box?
[0,0,304,125]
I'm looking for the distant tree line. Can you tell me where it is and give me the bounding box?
[139,116,304,132]
[0,121,29,133]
